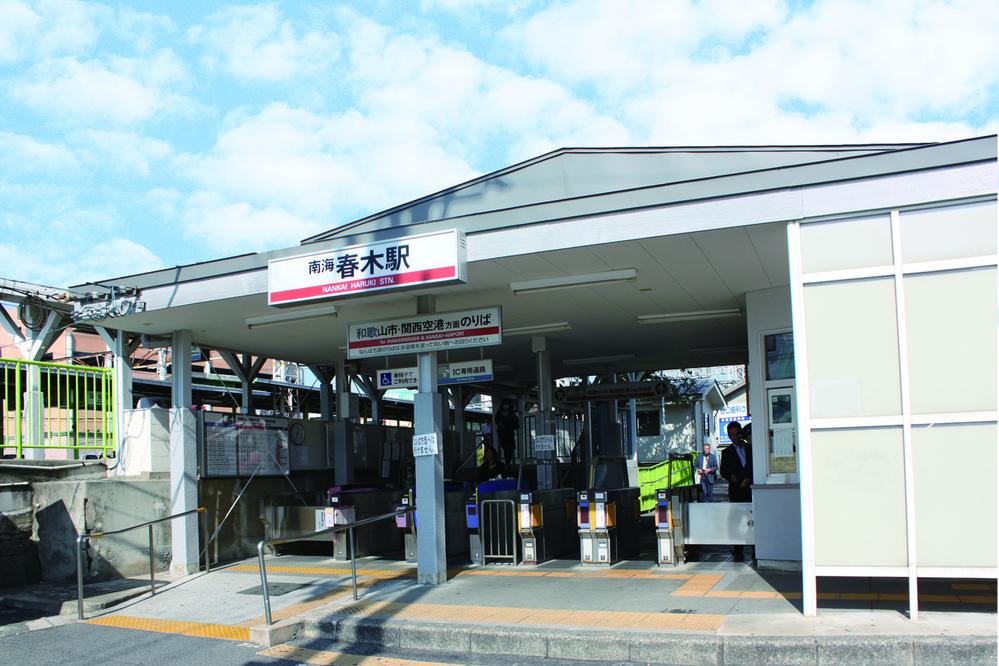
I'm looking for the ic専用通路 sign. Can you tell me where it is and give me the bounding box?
[377,359,494,389]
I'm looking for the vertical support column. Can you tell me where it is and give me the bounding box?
[627,398,639,486]
[533,336,554,490]
[415,295,446,585]
[309,365,335,421]
[97,327,133,470]
[23,364,44,460]
[335,359,357,422]
[169,330,199,575]
[787,221,817,617]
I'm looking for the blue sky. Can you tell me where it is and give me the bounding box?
[1,0,997,288]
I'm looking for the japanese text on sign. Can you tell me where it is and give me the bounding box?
[378,360,494,389]
[413,433,439,457]
[268,230,466,306]
[348,306,502,359]
[534,435,556,453]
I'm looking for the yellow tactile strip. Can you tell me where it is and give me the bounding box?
[86,615,250,641]
[328,599,725,633]
[259,644,461,665]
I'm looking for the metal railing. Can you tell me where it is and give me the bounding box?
[256,506,413,626]
[76,507,210,620]
[480,499,518,565]
[1,357,115,459]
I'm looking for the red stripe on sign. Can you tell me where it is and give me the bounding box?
[349,326,500,349]
[270,266,457,304]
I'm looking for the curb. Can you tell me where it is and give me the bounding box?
[301,616,998,665]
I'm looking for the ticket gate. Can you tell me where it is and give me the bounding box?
[467,480,525,565]
[517,489,577,564]
[654,489,676,565]
[398,488,469,562]
[660,485,754,563]
[576,487,640,565]
[326,488,403,560]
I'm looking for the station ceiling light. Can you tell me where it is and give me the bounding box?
[245,305,338,330]
[510,269,637,295]
[504,321,573,337]
[563,353,636,367]
[636,308,742,325]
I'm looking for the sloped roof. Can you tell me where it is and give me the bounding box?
[302,143,928,244]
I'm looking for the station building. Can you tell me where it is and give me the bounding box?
[10,136,996,617]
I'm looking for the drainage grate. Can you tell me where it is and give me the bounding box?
[237,582,309,596]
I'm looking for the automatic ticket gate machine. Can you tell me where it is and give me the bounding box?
[325,488,404,560]
[654,489,678,565]
[517,489,577,564]
[576,487,640,565]
[398,487,469,563]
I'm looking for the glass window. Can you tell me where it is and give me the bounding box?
[800,215,893,274]
[637,409,660,437]
[804,278,902,418]
[901,202,997,264]
[765,332,795,380]
[904,267,997,414]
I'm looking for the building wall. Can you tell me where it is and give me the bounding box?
[637,403,694,462]
[745,284,801,562]
[791,200,997,579]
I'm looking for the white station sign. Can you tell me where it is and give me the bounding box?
[377,359,494,389]
[268,229,467,306]
[348,306,502,359]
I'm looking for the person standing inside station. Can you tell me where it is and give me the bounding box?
[495,399,519,467]
[694,443,718,502]
[720,421,753,562]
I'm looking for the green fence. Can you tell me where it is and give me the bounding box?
[637,453,696,513]
[1,357,115,459]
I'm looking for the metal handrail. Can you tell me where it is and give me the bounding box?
[256,506,413,626]
[76,507,210,620]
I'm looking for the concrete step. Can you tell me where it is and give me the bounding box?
[298,615,998,665]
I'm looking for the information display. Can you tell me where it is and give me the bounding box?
[202,413,290,477]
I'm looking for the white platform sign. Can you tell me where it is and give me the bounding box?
[348,306,502,359]
[377,359,494,389]
[268,229,467,306]
[533,435,556,452]
[412,433,439,457]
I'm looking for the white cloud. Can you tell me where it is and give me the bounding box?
[79,238,165,280]
[0,238,163,286]
[181,191,322,252]
[0,0,41,64]
[189,4,340,82]
[70,130,173,176]
[510,0,999,144]
[12,54,192,125]
[0,131,78,172]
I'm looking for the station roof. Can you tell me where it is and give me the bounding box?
[69,136,997,387]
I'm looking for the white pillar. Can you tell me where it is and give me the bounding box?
[97,327,133,469]
[533,336,555,489]
[335,359,357,421]
[169,329,199,575]
[414,296,446,584]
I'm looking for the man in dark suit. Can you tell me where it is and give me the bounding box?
[720,421,753,562]
[694,443,718,502]
[721,422,753,502]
